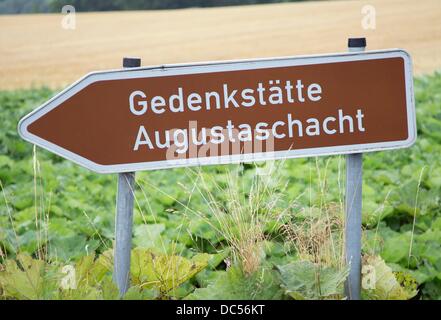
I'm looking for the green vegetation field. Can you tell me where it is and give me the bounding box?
[1,72,441,299]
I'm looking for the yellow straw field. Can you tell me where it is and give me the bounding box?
[0,0,440,90]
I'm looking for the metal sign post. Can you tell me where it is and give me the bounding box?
[344,38,366,300]
[113,57,141,296]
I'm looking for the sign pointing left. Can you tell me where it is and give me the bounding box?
[18,50,415,174]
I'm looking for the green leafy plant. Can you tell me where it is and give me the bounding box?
[277,260,348,300]
[130,248,210,298]
[0,248,210,300]
[1,71,441,300]
[0,253,55,299]
[187,265,283,300]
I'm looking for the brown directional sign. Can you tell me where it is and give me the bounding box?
[18,50,416,174]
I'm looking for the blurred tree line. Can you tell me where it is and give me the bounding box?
[0,0,306,14]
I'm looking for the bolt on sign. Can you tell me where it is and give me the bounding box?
[18,50,416,174]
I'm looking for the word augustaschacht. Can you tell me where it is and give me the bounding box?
[129,79,366,153]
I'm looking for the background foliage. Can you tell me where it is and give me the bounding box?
[1,72,441,299]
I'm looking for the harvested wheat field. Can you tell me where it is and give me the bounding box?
[0,0,440,90]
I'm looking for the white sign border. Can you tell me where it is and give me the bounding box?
[18,49,416,174]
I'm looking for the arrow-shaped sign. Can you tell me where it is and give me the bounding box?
[18,49,416,174]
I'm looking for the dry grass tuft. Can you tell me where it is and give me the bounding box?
[282,203,345,270]
[189,161,288,275]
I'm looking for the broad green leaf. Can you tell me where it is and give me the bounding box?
[0,253,46,299]
[130,248,209,296]
[381,232,411,264]
[123,286,159,300]
[133,223,166,251]
[277,261,348,300]
[186,266,283,300]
